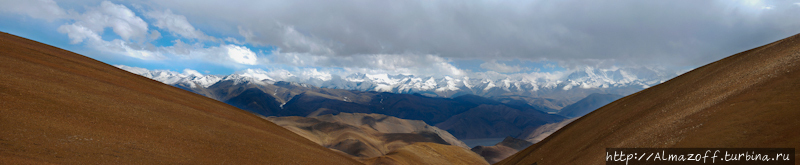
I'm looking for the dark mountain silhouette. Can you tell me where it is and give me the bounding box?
[281,91,373,117]
[435,105,565,139]
[224,88,283,116]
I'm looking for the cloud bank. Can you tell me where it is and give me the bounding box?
[2,0,799,79]
[146,0,800,67]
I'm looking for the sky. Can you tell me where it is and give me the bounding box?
[1,0,799,79]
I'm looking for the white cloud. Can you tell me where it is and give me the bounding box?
[795,3,800,7]
[270,52,465,77]
[469,70,568,84]
[3,0,261,70]
[57,24,101,44]
[239,25,335,55]
[16,1,258,65]
[116,41,162,60]
[52,1,161,60]
[238,68,275,81]
[143,0,800,71]
[114,65,150,75]
[149,30,162,40]
[543,63,557,69]
[279,25,335,55]
[237,26,257,44]
[225,45,258,65]
[238,68,334,82]
[183,69,203,77]
[158,41,259,67]
[57,22,165,60]
[479,60,529,73]
[145,9,216,41]
[13,0,793,79]
[0,0,66,21]
[297,68,333,81]
[68,1,149,41]
[225,37,244,45]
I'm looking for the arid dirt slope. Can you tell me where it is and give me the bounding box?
[0,32,361,164]
[498,33,800,164]
[474,118,576,164]
[471,137,532,164]
[266,113,469,159]
[364,142,489,165]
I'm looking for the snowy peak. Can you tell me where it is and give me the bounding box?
[116,65,678,98]
[562,67,670,90]
[115,65,221,88]
[114,65,276,88]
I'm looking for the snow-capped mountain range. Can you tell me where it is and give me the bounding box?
[116,65,680,101]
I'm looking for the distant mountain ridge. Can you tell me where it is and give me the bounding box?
[121,65,567,139]
[118,65,673,96]
[118,65,677,111]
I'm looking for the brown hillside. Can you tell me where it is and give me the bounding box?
[471,137,532,164]
[363,142,489,165]
[266,113,468,159]
[497,33,800,164]
[0,32,361,164]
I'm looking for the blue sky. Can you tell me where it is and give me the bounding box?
[1,0,799,78]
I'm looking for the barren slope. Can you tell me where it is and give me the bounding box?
[498,33,800,164]
[471,137,532,164]
[266,113,468,159]
[363,142,489,165]
[0,32,361,164]
[556,93,622,118]
[516,118,577,143]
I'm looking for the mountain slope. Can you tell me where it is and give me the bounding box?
[363,142,489,165]
[266,113,468,159]
[498,33,800,165]
[470,137,532,164]
[516,118,578,143]
[471,118,577,164]
[556,93,623,118]
[0,32,361,164]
